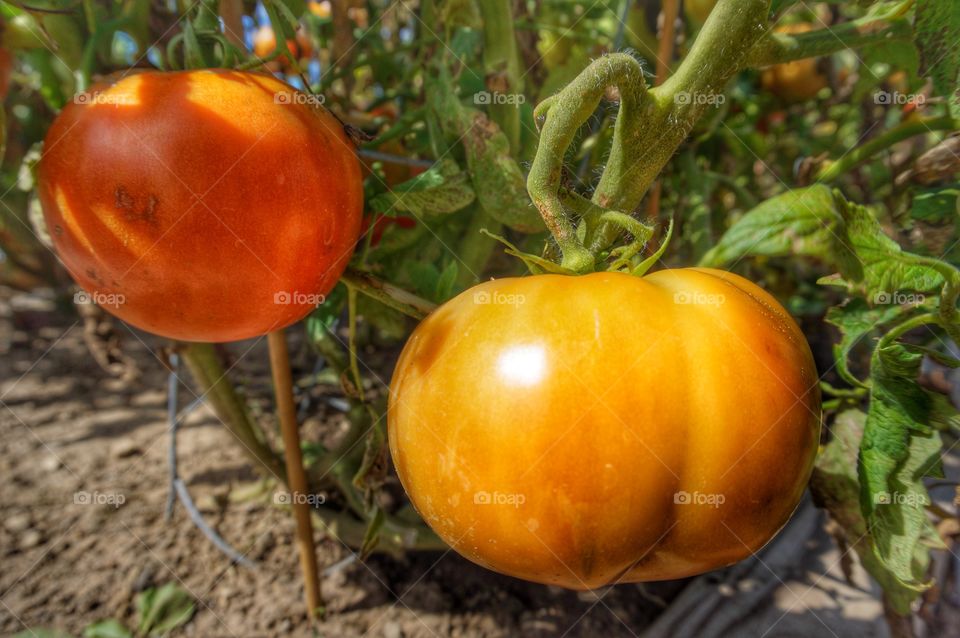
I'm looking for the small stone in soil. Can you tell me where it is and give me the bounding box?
[110,439,142,458]
[20,530,42,549]
[5,513,31,532]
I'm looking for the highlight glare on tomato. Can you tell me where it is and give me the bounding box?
[388,269,821,589]
[38,70,363,342]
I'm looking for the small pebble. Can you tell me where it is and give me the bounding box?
[5,513,31,533]
[20,530,42,549]
[40,455,62,472]
[110,439,142,458]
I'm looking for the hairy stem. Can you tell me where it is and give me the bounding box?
[526,53,651,272]
[586,0,770,255]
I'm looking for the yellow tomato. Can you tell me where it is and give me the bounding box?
[388,269,820,589]
[760,24,828,102]
[308,1,331,19]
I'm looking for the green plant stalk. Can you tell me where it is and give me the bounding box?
[816,116,957,182]
[911,254,960,346]
[586,0,771,256]
[745,17,912,67]
[455,205,502,287]
[526,53,651,272]
[528,0,923,268]
[304,334,445,553]
[341,268,438,319]
[526,0,770,271]
[877,313,941,349]
[478,0,523,154]
[179,342,288,483]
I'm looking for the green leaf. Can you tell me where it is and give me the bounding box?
[703,186,945,299]
[359,505,385,560]
[428,73,544,232]
[858,343,946,594]
[633,217,674,277]
[915,0,960,118]
[82,620,133,638]
[136,583,196,637]
[369,159,476,217]
[13,631,74,638]
[825,300,915,387]
[700,186,861,278]
[811,410,933,615]
[306,283,347,340]
[911,185,960,223]
[435,261,459,301]
[817,196,944,297]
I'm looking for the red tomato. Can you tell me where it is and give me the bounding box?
[389,269,821,588]
[0,47,11,100]
[38,70,363,342]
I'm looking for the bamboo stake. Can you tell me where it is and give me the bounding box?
[268,329,322,618]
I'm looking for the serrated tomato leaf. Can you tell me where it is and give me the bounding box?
[914,0,960,118]
[703,185,944,298]
[369,159,476,216]
[824,300,915,387]
[858,344,946,593]
[700,185,861,278]
[811,410,933,615]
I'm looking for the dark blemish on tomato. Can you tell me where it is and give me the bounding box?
[115,186,159,225]
[85,268,104,285]
[411,314,455,377]
[54,225,63,235]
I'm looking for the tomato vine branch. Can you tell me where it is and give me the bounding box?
[745,16,912,67]
[527,0,771,271]
[816,116,957,182]
[179,343,289,483]
[341,268,437,320]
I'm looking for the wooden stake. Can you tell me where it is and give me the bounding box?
[648,0,680,221]
[268,329,322,618]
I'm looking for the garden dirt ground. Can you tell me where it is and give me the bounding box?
[1,287,958,638]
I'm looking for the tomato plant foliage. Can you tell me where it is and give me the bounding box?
[1,0,960,623]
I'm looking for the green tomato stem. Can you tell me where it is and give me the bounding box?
[179,342,289,484]
[478,0,524,154]
[526,52,651,273]
[456,205,503,288]
[745,17,912,67]
[341,268,438,320]
[816,116,957,182]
